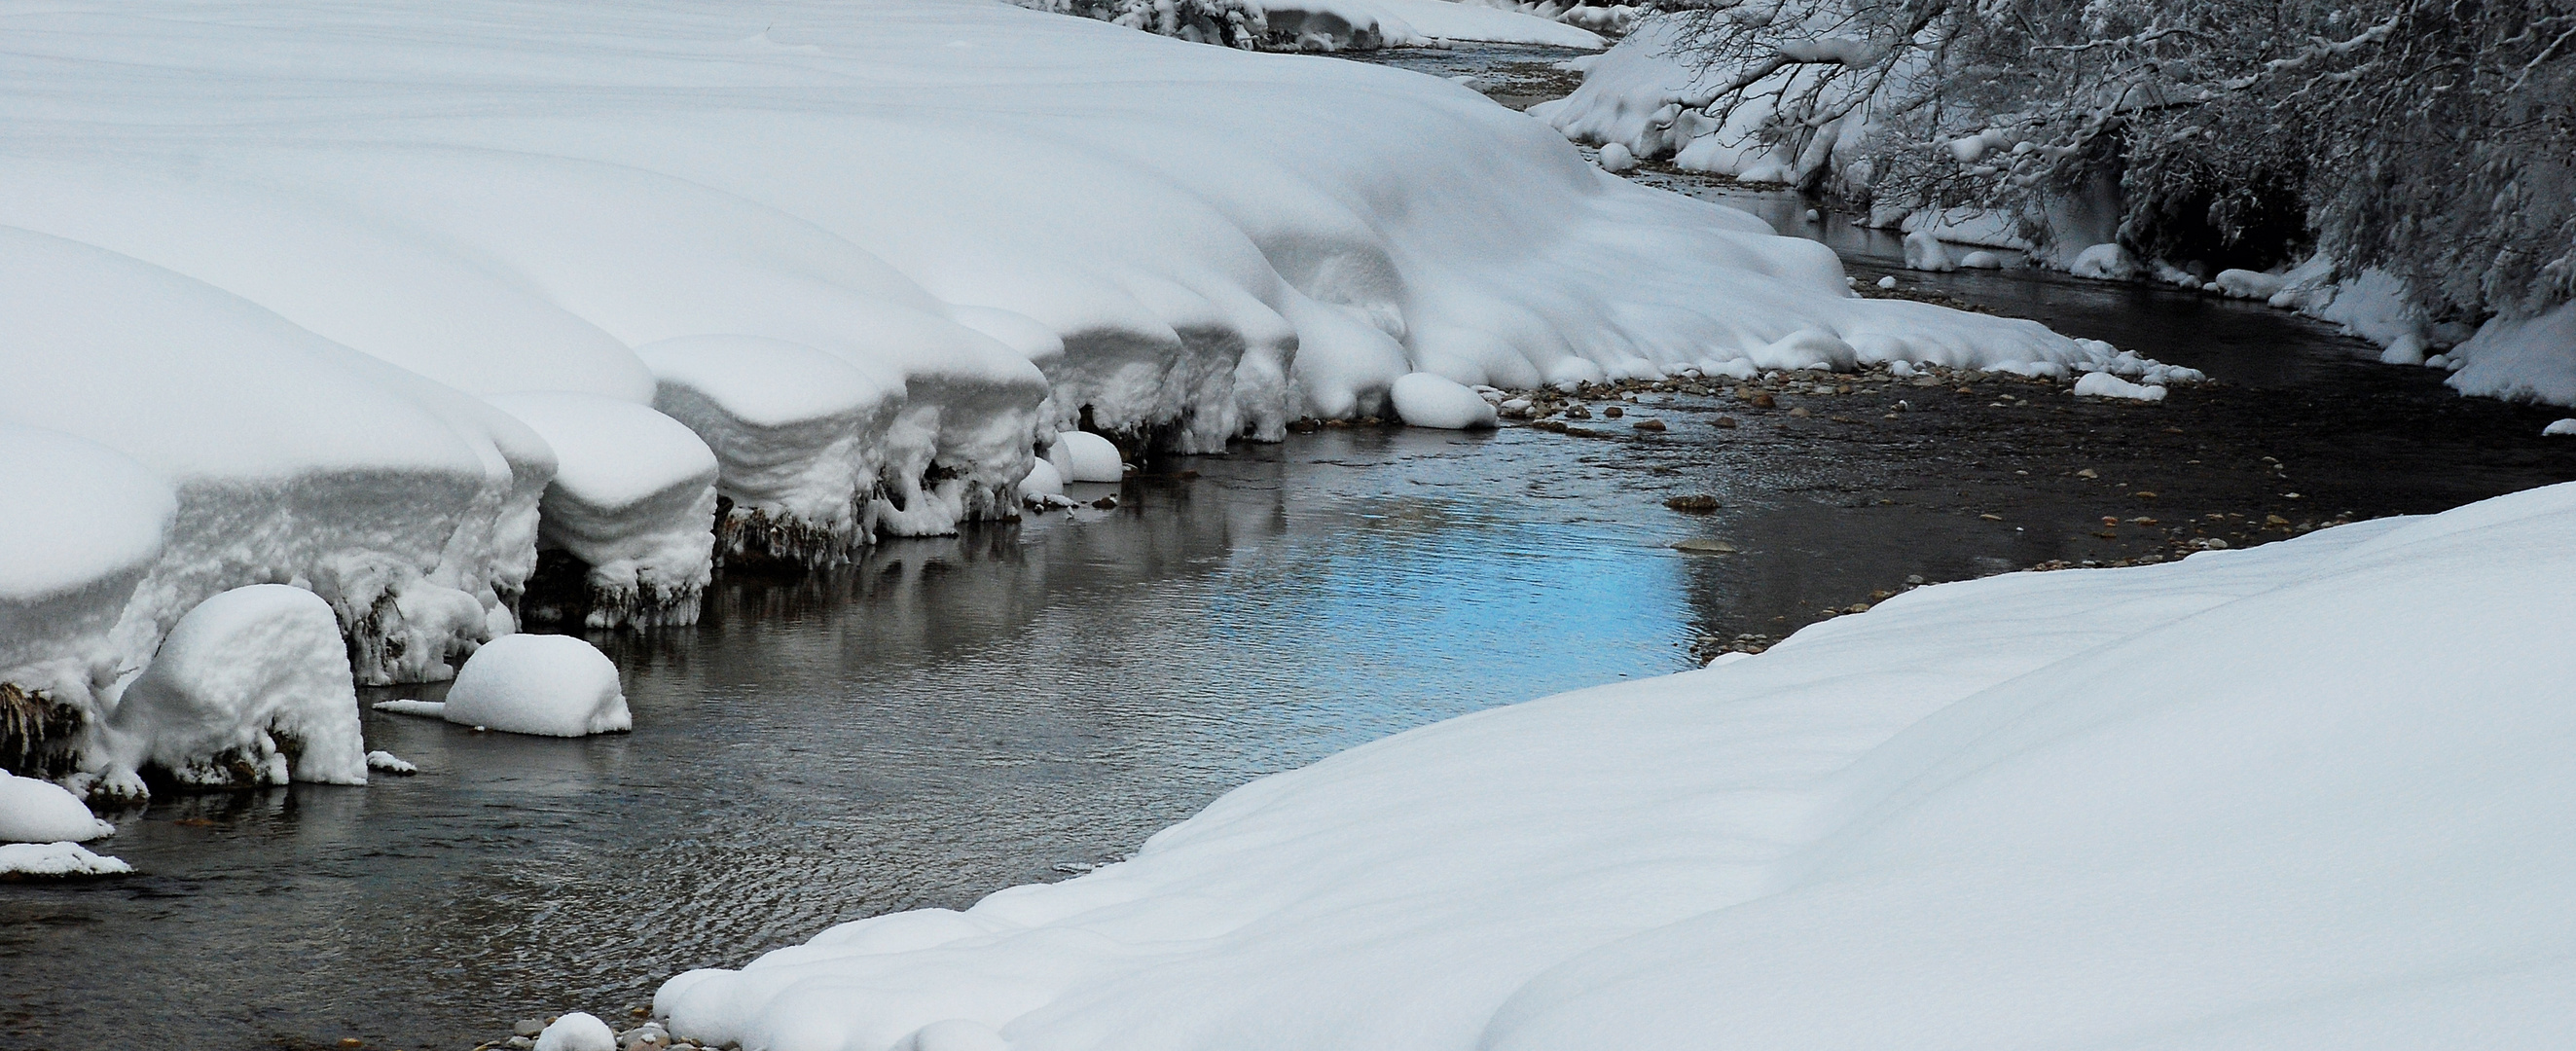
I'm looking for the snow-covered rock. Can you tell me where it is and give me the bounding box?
[0,842,132,878]
[2213,268,2288,300]
[486,394,719,630]
[438,634,631,738]
[2072,371,2168,401]
[1390,373,1501,429]
[655,482,2576,1050]
[1902,228,1956,272]
[1596,142,1636,172]
[101,585,369,793]
[0,771,114,843]
[532,1012,618,1051]
[2545,419,2576,437]
[1051,432,1128,485]
[2068,242,2140,280]
[1019,457,1069,499]
[1958,250,2005,270]
[366,750,419,775]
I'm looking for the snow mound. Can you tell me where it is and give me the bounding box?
[100,585,369,793]
[1020,457,1068,499]
[2448,303,2576,407]
[366,750,419,775]
[2072,371,2167,401]
[0,771,114,843]
[1959,250,2005,270]
[1391,373,1501,429]
[2068,242,2141,280]
[1902,229,1956,272]
[638,336,906,568]
[653,483,2576,1051]
[440,634,631,738]
[0,842,132,879]
[1257,0,1605,50]
[2547,419,2576,437]
[533,1012,618,1051]
[486,393,719,629]
[0,426,176,702]
[1051,432,1128,485]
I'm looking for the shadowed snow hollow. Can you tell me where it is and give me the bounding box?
[655,484,2576,1051]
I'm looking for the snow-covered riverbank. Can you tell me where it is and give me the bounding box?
[657,480,2576,1051]
[1,0,2153,792]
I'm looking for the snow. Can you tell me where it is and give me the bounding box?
[1256,0,1605,50]
[1958,249,2005,270]
[1596,142,1636,172]
[366,750,419,775]
[0,842,132,879]
[2073,372,2168,401]
[2068,242,2141,280]
[2213,268,2288,300]
[2447,303,2576,407]
[485,394,720,629]
[4,0,2173,773]
[99,585,369,794]
[1019,458,1069,499]
[0,771,114,844]
[438,634,632,738]
[1902,228,1956,272]
[533,1012,618,1051]
[1389,373,1502,429]
[0,426,176,699]
[638,336,906,566]
[2545,419,2576,437]
[656,483,2576,1050]
[1050,433,1128,485]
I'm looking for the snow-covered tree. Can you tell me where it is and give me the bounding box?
[1655,0,2576,321]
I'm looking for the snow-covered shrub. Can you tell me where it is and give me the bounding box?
[1615,0,2575,363]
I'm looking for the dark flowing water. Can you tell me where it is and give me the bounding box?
[11,45,2576,1051]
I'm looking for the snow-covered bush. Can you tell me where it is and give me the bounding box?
[1605,0,2575,358]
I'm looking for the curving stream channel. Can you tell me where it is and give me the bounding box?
[8,44,2576,1051]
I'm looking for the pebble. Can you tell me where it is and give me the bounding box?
[1787,407,1811,418]
[1663,494,1719,512]
[1602,405,1623,417]
[517,1021,547,1038]
[1632,418,1666,432]
[1712,417,1738,428]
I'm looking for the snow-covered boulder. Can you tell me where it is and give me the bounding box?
[0,771,115,843]
[1390,373,1500,429]
[1254,0,1605,50]
[638,336,906,567]
[2545,419,2576,437]
[655,482,2576,1050]
[486,393,719,630]
[2073,371,2168,401]
[0,842,132,878]
[1959,250,2006,270]
[2447,302,2576,408]
[1020,457,1068,499]
[1050,432,1128,485]
[532,1012,617,1051]
[2212,268,2287,300]
[101,584,369,793]
[437,634,632,738]
[2068,242,2140,280]
[1903,228,1956,272]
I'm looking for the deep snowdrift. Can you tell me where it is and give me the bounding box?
[658,483,2576,1051]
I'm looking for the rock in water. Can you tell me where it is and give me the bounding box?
[0,770,113,843]
[534,1013,616,1051]
[1390,373,1499,429]
[441,634,631,738]
[1050,431,1125,483]
[104,584,368,790]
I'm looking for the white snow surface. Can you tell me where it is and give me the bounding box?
[657,482,2576,1051]
[2547,419,2576,437]
[1050,433,1128,485]
[2447,302,2576,407]
[534,1013,619,1051]
[486,393,719,629]
[101,585,369,792]
[0,842,132,878]
[1260,0,1606,49]
[1390,373,1502,428]
[440,634,632,738]
[0,771,114,844]
[639,336,907,562]
[2072,371,2167,401]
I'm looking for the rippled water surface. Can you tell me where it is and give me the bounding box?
[0,428,1784,1051]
